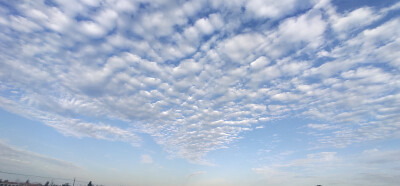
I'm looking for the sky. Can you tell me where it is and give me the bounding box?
[0,0,400,185]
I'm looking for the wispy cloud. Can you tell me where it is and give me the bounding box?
[254,148,400,186]
[140,154,153,164]
[0,140,85,178]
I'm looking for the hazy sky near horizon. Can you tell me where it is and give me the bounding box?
[1,0,400,185]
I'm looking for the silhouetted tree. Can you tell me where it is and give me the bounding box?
[26,180,30,184]
[88,181,93,186]
[45,182,50,186]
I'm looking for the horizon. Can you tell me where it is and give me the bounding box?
[1,0,400,186]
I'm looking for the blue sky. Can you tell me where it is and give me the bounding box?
[0,0,400,185]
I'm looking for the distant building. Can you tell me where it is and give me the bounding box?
[0,181,41,186]
[0,181,18,186]
[23,183,42,186]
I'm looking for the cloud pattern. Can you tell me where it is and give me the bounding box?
[0,0,400,163]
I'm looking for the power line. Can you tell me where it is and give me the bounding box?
[0,170,89,184]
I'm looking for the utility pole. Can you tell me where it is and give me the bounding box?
[73,178,76,186]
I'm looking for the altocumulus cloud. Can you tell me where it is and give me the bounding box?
[0,0,400,164]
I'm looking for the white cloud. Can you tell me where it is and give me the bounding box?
[218,33,266,63]
[284,152,337,167]
[79,21,107,38]
[0,0,400,165]
[250,56,270,70]
[81,0,101,7]
[332,7,379,33]
[245,0,313,19]
[0,97,141,146]
[307,123,339,130]
[187,170,207,178]
[9,15,42,33]
[45,7,73,33]
[279,10,326,43]
[93,9,118,30]
[194,17,214,35]
[0,141,85,178]
[253,166,295,185]
[140,154,153,164]
[254,149,400,186]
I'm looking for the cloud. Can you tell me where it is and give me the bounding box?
[0,97,141,147]
[278,9,326,44]
[281,152,338,167]
[252,166,296,185]
[0,141,85,178]
[218,32,266,63]
[245,0,313,19]
[332,7,379,33]
[361,149,400,165]
[0,0,400,165]
[253,149,400,186]
[307,123,339,130]
[140,154,153,164]
[79,21,107,38]
[187,171,207,179]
